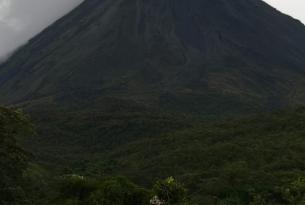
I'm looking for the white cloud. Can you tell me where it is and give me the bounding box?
[264,0,305,23]
[0,0,83,58]
[0,0,11,28]
[0,0,10,19]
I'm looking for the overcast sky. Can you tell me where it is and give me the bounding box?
[265,0,305,23]
[0,0,83,59]
[0,0,304,58]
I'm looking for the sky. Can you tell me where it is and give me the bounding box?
[0,0,304,59]
[0,0,83,59]
[265,0,305,23]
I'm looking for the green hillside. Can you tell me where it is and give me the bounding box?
[0,107,34,204]
[104,107,305,204]
[4,105,305,204]
[12,106,305,204]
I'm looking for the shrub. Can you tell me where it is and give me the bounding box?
[88,176,150,205]
[152,177,196,205]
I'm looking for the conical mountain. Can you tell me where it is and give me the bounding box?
[1,0,305,114]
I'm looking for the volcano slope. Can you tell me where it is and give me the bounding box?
[1,0,305,203]
[1,0,305,114]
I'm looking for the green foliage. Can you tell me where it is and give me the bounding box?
[152,177,187,204]
[56,175,96,204]
[218,197,244,205]
[84,107,305,204]
[0,107,34,205]
[277,177,305,204]
[53,175,150,205]
[88,176,150,205]
[10,106,305,204]
[22,163,54,205]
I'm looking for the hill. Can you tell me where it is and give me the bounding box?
[19,106,305,204]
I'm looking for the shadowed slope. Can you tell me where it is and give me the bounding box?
[0,0,305,114]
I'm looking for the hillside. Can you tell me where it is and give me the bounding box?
[2,1,305,204]
[1,106,305,204]
[18,106,305,204]
[1,0,305,114]
[105,107,305,203]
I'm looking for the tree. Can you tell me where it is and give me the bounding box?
[152,177,195,205]
[56,174,96,205]
[0,107,34,205]
[88,176,150,205]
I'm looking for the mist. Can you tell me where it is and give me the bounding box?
[0,0,83,59]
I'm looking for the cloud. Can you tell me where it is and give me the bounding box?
[0,0,83,58]
[0,0,10,20]
[264,0,305,24]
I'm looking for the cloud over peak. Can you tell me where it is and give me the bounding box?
[0,0,83,58]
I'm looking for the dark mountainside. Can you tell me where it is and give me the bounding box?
[2,0,305,204]
[1,0,305,114]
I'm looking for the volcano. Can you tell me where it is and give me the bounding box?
[1,0,305,115]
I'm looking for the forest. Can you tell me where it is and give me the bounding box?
[3,106,305,205]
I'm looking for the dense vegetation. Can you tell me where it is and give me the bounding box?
[54,175,196,205]
[105,107,305,204]
[0,107,33,205]
[1,106,305,204]
[0,107,196,205]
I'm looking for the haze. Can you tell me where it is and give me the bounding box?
[0,0,304,59]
